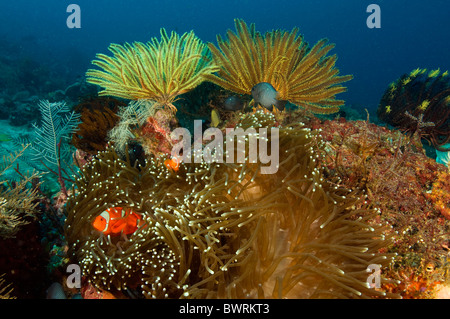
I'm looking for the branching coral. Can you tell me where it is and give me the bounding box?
[206,19,353,114]
[0,144,42,239]
[86,29,219,113]
[377,68,450,151]
[65,110,395,299]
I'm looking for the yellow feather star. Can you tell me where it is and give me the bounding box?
[205,19,353,115]
[86,29,219,112]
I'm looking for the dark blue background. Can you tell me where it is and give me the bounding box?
[1,0,449,111]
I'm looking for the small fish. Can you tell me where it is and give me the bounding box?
[251,82,287,111]
[164,156,181,172]
[223,95,243,111]
[211,109,221,127]
[92,207,143,236]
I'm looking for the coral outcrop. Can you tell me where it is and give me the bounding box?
[300,114,450,298]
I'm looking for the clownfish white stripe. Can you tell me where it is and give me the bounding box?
[100,211,110,232]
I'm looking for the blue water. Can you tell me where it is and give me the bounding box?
[1,0,449,111]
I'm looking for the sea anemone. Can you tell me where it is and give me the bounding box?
[65,110,395,298]
[251,82,287,111]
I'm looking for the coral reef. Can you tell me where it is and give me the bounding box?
[106,100,158,156]
[377,68,450,151]
[65,110,395,299]
[382,266,442,299]
[73,107,118,154]
[426,170,450,220]
[206,19,353,114]
[299,114,450,298]
[1,20,448,301]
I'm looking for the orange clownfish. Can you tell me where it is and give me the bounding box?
[164,156,181,172]
[92,207,143,236]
